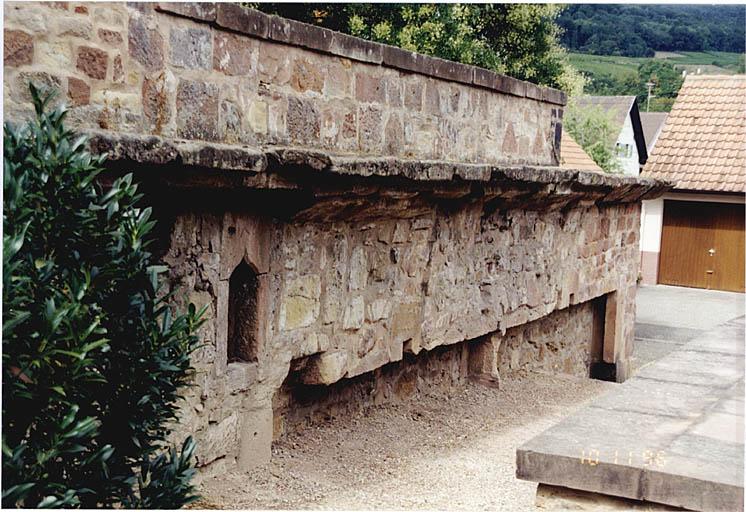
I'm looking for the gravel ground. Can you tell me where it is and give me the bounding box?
[197,372,615,510]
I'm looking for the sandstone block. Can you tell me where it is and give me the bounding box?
[98,28,123,44]
[56,16,92,39]
[142,71,173,133]
[358,105,383,152]
[348,247,367,291]
[384,113,404,156]
[176,79,219,140]
[287,97,320,144]
[366,298,390,322]
[237,406,273,471]
[279,275,321,331]
[76,46,108,80]
[247,100,268,134]
[300,350,348,385]
[14,71,64,104]
[290,58,324,93]
[342,296,365,331]
[392,301,421,344]
[170,27,211,69]
[355,72,385,103]
[213,32,255,76]
[128,13,164,71]
[4,30,33,67]
[196,412,239,467]
[67,76,90,106]
[156,2,217,22]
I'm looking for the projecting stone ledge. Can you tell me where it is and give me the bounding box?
[86,130,672,212]
[517,317,745,512]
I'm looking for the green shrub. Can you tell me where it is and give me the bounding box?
[564,99,624,173]
[2,84,204,508]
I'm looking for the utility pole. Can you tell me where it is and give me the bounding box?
[645,81,655,112]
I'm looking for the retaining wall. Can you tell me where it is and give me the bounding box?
[3,1,670,478]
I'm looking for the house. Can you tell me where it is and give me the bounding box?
[640,75,745,292]
[559,131,603,173]
[576,96,648,176]
[639,112,668,155]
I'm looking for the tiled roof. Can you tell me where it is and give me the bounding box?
[560,131,603,172]
[642,75,746,193]
[639,112,668,153]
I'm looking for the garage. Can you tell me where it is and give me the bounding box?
[640,74,745,293]
[658,200,745,292]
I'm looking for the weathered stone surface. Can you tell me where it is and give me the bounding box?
[4,29,34,67]
[112,54,124,83]
[169,27,211,69]
[290,58,323,93]
[128,13,164,71]
[76,46,108,80]
[300,350,348,385]
[287,97,320,144]
[342,296,365,331]
[279,275,321,331]
[215,2,268,39]
[98,28,123,44]
[142,72,172,133]
[67,76,90,106]
[176,79,219,140]
[4,2,670,483]
[156,2,217,22]
[355,72,385,103]
[213,32,255,76]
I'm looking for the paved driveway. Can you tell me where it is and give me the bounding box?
[518,285,745,511]
[633,284,744,370]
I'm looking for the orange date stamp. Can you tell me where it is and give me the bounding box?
[579,449,666,468]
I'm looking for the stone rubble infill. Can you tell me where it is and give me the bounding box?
[517,316,745,512]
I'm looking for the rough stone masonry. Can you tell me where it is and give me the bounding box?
[3,2,670,478]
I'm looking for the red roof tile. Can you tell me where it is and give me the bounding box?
[642,75,746,193]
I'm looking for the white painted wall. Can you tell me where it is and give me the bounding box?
[640,198,664,253]
[615,114,639,176]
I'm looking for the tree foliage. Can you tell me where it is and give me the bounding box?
[2,85,203,508]
[564,100,623,174]
[583,60,684,112]
[559,5,746,57]
[249,3,586,95]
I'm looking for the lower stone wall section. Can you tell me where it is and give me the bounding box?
[273,299,603,438]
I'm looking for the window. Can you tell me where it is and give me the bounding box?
[228,259,259,363]
[615,143,633,159]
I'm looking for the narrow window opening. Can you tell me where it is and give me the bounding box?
[228,259,259,363]
[589,294,616,381]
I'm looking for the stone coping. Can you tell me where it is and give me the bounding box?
[154,2,566,106]
[86,130,672,204]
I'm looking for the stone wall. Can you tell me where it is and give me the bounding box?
[158,197,641,477]
[274,298,604,439]
[3,1,670,479]
[4,1,564,166]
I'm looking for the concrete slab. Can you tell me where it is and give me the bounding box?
[517,312,745,512]
[635,285,744,331]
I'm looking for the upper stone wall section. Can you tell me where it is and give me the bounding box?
[3,1,565,167]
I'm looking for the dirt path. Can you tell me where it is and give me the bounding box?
[198,372,614,510]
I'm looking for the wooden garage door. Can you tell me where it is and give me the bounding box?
[659,200,745,292]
